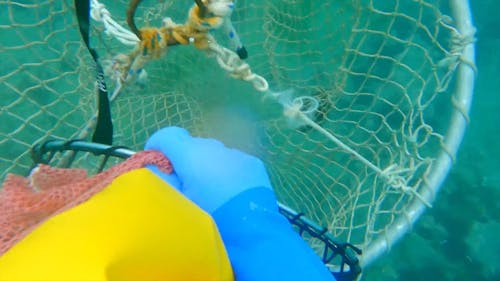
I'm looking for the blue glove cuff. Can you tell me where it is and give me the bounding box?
[213,187,334,281]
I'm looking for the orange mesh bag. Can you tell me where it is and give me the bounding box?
[0,150,172,256]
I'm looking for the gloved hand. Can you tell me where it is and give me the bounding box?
[145,126,273,214]
[145,126,334,281]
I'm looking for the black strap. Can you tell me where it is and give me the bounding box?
[75,0,113,145]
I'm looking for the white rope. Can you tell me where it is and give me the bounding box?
[206,0,235,17]
[274,91,433,208]
[208,39,269,92]
[90,0,139,45]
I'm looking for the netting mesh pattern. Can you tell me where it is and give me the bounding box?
[0,0,465,266]
[0,1,94,177]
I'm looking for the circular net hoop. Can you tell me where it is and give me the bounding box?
[0,0,476,268]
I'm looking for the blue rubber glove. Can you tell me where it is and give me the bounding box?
[145,126,273,213]
[145,126,334,281]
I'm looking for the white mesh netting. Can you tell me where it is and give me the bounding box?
[0,0,475,267]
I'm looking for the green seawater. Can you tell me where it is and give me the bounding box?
[0,1,498,280]
[365,1,500,280]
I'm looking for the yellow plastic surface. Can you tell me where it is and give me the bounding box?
[0,168,233,281]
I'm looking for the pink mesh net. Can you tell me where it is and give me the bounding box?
[0,150,172,256]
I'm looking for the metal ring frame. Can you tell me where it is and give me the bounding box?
[31,139,362,281]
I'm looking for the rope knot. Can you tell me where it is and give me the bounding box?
[188,4,223,32]
[139,28,168,58]
[90,0,107,21]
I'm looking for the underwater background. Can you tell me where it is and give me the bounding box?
[364,0,500,280]
[0,1,497,280]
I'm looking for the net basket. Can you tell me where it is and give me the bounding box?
[0,0,476,269]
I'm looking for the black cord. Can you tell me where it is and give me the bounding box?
[74,0,113,145]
